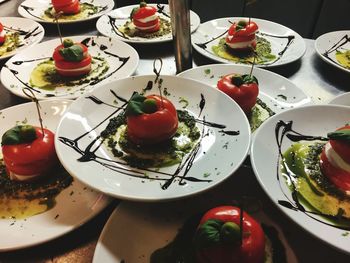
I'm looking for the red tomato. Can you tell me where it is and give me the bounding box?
[217,74,259,114]
[329,126,350,164]
[127,95,178,145]
[52,42,92,77]
[0,23,5,44]
[52,0,80,14]
[195,206,265,263]
[228,21,258,37]
[2,127,57,177]
[133,5,157,20]
[226,34,256,44]
[320,149,350,192]
[132,4,160,33]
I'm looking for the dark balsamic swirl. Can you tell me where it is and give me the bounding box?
[20,5,44,21]
[322,35,350,69]
[58,85,241,190]
[275,120,350,230]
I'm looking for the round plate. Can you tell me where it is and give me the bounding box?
[93,170,298,263]
[192,17,306,67]
[178,64,312,132]
[18,0,114,24]
[328,92,350,106]
[0,100,110,251]
[251,105,350,254]
[1,35,139,100]
[315,30,350,73]
[0,17,44,61]
[55,75,251,201]
[96,4,200,44]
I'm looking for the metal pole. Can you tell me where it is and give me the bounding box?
[168,0,193,73]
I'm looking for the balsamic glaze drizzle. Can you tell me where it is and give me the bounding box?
[59,84,241,190]
[275,120,350,230]
[156,4,170,18]
[5,37,130,98]
[108,16,130,40]
[4,25,42,40]
[322,35,350,68]
[20,5,44,21]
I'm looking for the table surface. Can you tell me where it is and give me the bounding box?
[1,1,350,262]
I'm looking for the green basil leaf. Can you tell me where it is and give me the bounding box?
[328,129,350,142]
[1,125,37,145]
[59,45,84,62]
[125,93,147,116]
[193,219,223,249]
[242,74,258,84]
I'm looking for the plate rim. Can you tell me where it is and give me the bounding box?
[55,74,252,202]
[192,16,306,67]
[250,104,350,255]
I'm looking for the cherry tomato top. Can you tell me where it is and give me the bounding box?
[228,21,258,37]
[2,127,56,165]
[328,125,350,164]
[52,43,88,62]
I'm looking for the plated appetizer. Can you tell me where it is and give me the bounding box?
[0,100,72,219]
[212,19,276,65]
[151,205,285,263]
[192,18,304,67]
[52,38,92,77]
[217,72,274,132]
[316,31,350,72]
[102,92,200,168]
[117,1,171,39]
[42,0,108,22]
[281,124,350,223]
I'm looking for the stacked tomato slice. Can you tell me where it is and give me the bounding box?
[320,125,350,192]
[0,22,6,45]
[52,0,80,14]
[132,3,160,33]
[225,20,259,50]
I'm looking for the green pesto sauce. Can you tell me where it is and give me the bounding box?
[335,50,350,69]
[282,142,350,221]
[0,159,72,219]
[29,57,109,90]
[42,3,101,21]
[249,98,275,132]
[150,213,284,263]
[101,110,201,169]
[0,33,20,57]
[119,18,171,39]
[212,36,276,64]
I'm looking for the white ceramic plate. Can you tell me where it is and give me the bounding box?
[1,35,139,100]
[178,64,312,131]
[55,75,251,201]
[18,0,114,24]
[0,17,44,61]
[315,30,350,73]
[96,4,200,44]
[192,17,306,67]
[0,100,110,251]
[328,92,350,106]
[251,105,350,255]
[93,170,298,263]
